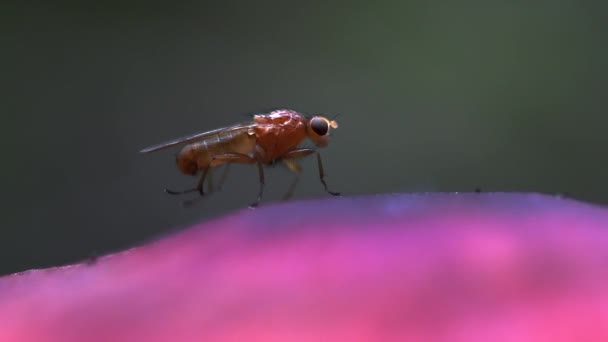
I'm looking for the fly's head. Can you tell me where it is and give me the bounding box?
[307,116,338,147]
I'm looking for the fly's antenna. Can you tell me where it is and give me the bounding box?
[327,113,340,138]
[328,113,339,129]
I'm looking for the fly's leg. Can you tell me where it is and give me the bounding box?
[252,160,265,208]
[281,148,317,160]
[208,153,263,208]
[316,152,340,196]
[282,175,300,201]
[280,149,312,200]
[216,163,231,192]
[281,159,303,201]
[207,168,215,194]
[165,167,209,196]
[280,148,340,197]
[204,165,230,194]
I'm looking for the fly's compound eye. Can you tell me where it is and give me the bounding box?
[310,117,329,136]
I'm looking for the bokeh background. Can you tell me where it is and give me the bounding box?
[2,1,606,275]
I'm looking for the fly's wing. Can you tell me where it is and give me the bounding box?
[139,122,258,153]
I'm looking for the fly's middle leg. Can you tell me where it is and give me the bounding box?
[215,164,231,192]
[252,160,265,208]
[281,159,302,201]
[208,153,262,208]
[280,148,314,200]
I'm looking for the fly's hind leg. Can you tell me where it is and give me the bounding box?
[165,167,209,196]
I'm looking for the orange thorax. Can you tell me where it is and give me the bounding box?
[253,110,308,163]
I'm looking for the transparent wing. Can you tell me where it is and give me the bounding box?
[139,122,257,153]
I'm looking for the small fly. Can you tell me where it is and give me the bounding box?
[140,109,340,207]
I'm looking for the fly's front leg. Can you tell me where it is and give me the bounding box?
[281,148,340,197]
[282,148,317,160]
[316,152,340,196]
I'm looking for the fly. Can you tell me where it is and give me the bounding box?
[140,109,340,207]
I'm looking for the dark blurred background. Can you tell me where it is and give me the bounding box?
[2,1,606,275]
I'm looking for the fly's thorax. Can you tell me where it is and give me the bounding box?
[254,122,308,163]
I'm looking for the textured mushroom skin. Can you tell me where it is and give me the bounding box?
[2,193,608,341]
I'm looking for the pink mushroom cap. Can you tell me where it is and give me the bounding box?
[2,193,608,341]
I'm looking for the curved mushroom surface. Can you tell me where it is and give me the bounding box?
[2,193,608,341]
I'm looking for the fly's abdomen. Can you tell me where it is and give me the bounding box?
[176,144,209,175]
[176,128,257,174]
[208,130,257,166]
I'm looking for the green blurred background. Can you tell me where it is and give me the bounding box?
[2,1,606,275]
